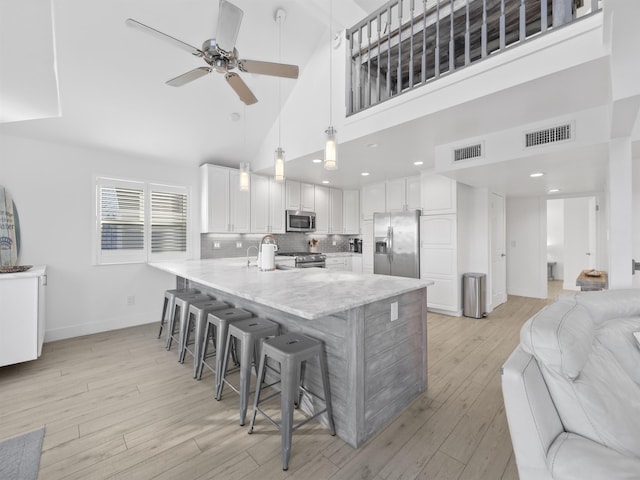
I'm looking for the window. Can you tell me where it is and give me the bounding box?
[96,177,190,264]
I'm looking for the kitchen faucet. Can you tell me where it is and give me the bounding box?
[246,245,259,267]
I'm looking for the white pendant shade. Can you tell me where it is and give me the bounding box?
[324,126,337,170]
[239,162,250,191]
[274,147,285,182]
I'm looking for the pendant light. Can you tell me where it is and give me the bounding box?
[274,9,286,182]
[324,0,337,171]
[239,162,250,191]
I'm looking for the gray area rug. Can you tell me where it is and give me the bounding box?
[0,427,45,480]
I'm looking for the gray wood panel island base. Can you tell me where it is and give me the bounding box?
[150,259,432,448]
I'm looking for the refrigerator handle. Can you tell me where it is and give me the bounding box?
[388,226,393,263]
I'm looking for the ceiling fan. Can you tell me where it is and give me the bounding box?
[126,0,299,105]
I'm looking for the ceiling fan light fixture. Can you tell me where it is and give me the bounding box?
[274,148,285,183]
[324,126,337,170]
[239,162,250,191]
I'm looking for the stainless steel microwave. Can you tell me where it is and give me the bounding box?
[286,210,316,232]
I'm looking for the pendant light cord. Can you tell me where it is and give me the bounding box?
[278,13,282,148]
[329,0,333,126]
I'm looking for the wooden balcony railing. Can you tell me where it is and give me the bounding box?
[346,0,601,115]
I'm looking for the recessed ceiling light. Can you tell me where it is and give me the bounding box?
[312,158,322,163]
[361,172,370,176]
[322,180,329,184]
[413,161,424,166]
[548,188,560,194]
[529,172,544,178]
[367,143,378,148]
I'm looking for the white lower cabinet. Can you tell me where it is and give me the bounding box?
[351,255,363,273]
[325,256,350,271]
[0,267,46,367]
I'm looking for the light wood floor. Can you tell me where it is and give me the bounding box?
[0,292,562,480]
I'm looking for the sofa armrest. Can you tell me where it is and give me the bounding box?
[549,432,640,480]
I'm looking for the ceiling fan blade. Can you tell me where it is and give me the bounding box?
[225,73,257,105]
[166,67,212,86]
[238,60,299,79]
[126,18,203,57]
[215,0,243,53]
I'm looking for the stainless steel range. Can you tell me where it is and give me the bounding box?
[278,252,326,268]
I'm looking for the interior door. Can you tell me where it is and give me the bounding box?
[491,193,507,308]
[563,197,596,290]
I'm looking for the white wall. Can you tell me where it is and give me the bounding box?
[0,133,200,341]
[546,199,565,280]
[633,156,640,288]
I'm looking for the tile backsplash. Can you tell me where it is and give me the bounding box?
[201,232,358,259]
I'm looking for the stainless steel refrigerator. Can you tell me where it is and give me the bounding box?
[373,210,420,279]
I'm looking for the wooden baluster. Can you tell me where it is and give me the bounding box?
[422,0,427,83]
[541,0,548,32]
[348,30,353,114]
[366,20,372,108]
[386,6,392,99]
[397,1,403,95]
[355,28,361,112]
[500,0,505,50]
[591,0,598,13]
[409,0,415,89]
[376,13,382,104]
[465,0,470,66]
[449,0,455,72]
[435,0,440,78]
[519,0,526,42]
[481,0,487,58]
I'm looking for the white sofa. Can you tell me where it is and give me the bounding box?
[502,289,640,480]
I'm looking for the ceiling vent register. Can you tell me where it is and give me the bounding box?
[525,123,572,148]
[453,143,483,162]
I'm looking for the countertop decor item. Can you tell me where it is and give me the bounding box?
[0,265,32,274]
[308,238,319,253]
[0,185,21,267]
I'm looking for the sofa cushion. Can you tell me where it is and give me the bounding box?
[595,317,640,385]
[521,294,640,458]
[575,289,640,325]
[521,300,594,380]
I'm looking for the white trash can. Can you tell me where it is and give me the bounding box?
[463,273,487,319]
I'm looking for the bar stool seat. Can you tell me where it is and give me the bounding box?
[196,308,253,394]
[248,332,336,471]
[166,292,210,352]
[217,317,279,426]
[158,288,199,339]
[179,299,230,377]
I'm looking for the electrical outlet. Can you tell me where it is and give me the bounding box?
[390,302,398,321]
[213,241,221,249]
[332,241,337,246]
[127,295,135,306]
[236,241,242,248]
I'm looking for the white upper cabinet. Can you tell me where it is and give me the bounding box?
[329,188,343,234]
[286,180,315,212]
[343,189,360,234]
[421,173,457,214]
[201,164,230,233]
[269,179,285,233]
[251,175,285,234]
[314,185,329,234]
[361,182,386,220]
[229,170,251,233]
[385,178,406,212]
[406,176,422,211]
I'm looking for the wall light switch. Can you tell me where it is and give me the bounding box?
[213,241,221,249]
[390,302,398,321]
[236,241,242,248]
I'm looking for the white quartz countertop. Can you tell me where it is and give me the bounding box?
[149,258,431,320]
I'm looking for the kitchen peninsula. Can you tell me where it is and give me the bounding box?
[150,258,432,448]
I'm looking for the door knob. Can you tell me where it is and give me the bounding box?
[501,253,506,257]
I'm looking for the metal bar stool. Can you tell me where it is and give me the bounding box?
[217,317,279,426]
[179,299,229,377]
[248,332,336,471]
[166,292,210,352]
[158,288,199,339]
[196,308,253,394]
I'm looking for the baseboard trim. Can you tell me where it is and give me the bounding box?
[44,314,155,342]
